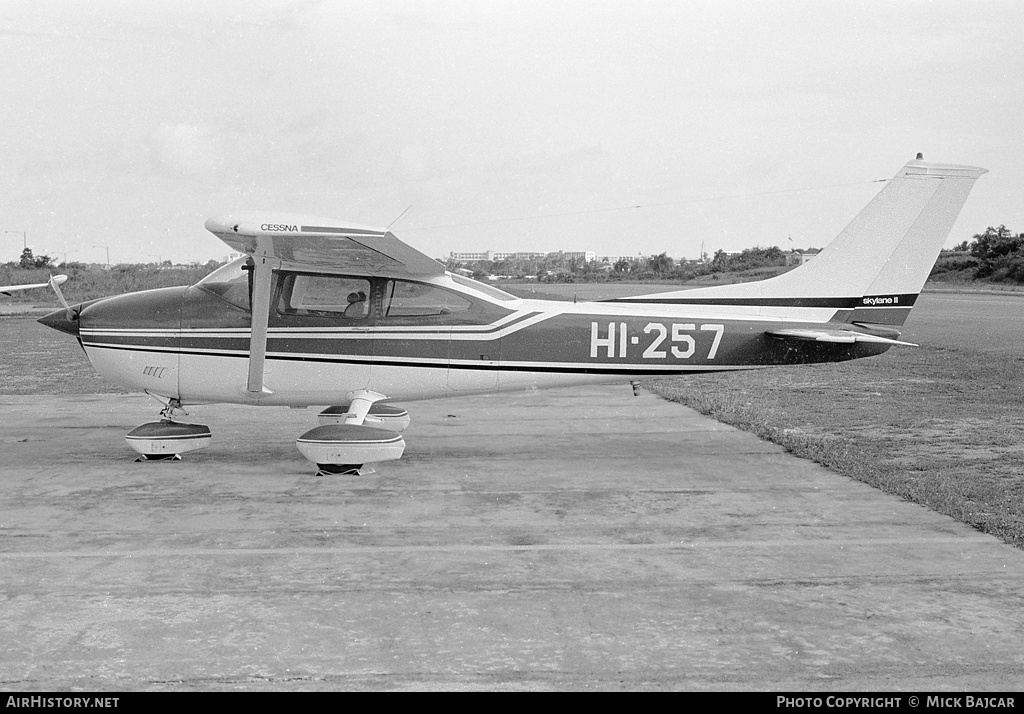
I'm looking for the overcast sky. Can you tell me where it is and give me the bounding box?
[1,0,1021,265]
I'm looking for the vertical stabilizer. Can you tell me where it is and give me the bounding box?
[846,160,987,325]
[620,157,987,322]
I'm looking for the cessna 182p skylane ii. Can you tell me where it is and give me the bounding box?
[37,156,986,474]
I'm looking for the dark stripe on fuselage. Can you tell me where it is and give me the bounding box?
[80,310,544,352]
[604,294,919,308]
[81,334,181,349]
[82,342,697,376]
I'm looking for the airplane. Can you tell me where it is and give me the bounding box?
[1,274,68,296]
[37,156,987,474]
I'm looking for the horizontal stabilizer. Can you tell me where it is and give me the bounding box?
[767,328,917,347]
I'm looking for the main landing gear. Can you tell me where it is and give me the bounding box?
[296,423,405,476]
[296,396,409,476]
[125,393,409,475]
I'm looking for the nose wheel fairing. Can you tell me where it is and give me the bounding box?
[125,420,212,461]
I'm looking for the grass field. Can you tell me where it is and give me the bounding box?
[644,343,1024,549]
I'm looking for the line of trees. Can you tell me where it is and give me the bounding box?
[930,225,1024,283]
[4,225,1021,301]
[1,258,220,303]
[454,245,815,284]
[457,226,1024,286]
[15,248,55,269]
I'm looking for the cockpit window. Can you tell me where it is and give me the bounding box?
[278,273,371,319]
[195,256,251,310]
[449,273,518,301]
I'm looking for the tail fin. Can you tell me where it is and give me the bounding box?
[622,157,987,325]
[845,159,987,325]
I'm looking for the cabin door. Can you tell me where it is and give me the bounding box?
[270,272,374,398]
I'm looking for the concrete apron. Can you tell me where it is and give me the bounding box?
[1,385,1022,691]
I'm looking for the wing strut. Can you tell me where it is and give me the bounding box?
[342,390,388,425]
[247,247,276,397]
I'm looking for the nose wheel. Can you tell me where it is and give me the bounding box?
[127,398,211,461]
[158,398,187,420]
[313,463,365,476]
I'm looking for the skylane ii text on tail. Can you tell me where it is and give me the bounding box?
[37,156,987,474]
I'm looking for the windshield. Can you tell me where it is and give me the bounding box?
[195,256,251,309]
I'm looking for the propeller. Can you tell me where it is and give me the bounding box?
[47,274,76,320]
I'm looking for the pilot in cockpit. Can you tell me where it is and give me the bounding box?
[344,290,368,318]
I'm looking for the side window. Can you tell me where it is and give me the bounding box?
[278,274,371,319]
[382,280,471,318]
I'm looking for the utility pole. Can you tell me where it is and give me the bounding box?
[5,230,28,265]
[5,230,27,250]
[45,247,75,265]
[93,245,110,268]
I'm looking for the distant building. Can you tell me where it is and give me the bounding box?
[449,249,593,263]
[450,251,497,262]
[561,251,596,262]
[785,250,818,266]
[603,255,648,264]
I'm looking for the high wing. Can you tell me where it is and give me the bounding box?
[204,215,444,278]
[767,328,918,347]
[204,214,444,399]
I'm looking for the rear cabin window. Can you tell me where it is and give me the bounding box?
[382,280,471,318]
[278,274,371,319]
